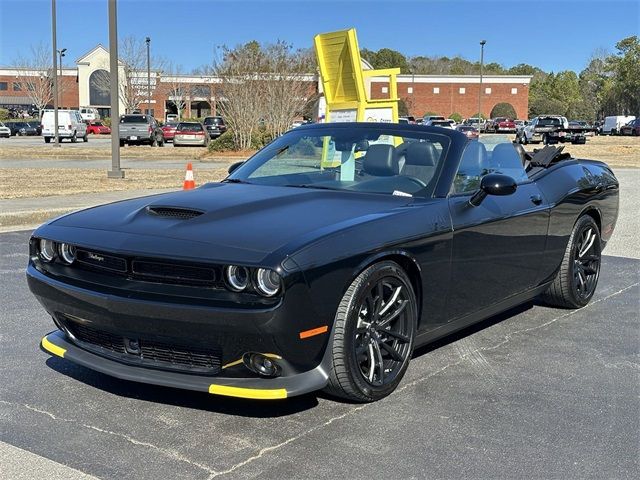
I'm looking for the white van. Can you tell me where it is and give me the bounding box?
[602,115,636,135]
[41,109,88,143]
[80,107,100,122]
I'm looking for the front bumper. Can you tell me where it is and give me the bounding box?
[41,330,328,399]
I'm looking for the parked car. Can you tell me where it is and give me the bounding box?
[27,122,42,135]
[86,121,111,135]
[425,119,454,129]
[602,115,636,135]
[456,125,479,139]
[517,115,587,145]
[118,114,164,147]
[399,116,416,124]
[203,116,227,138]
[619,118,640,136]
[31,122,619,402]
[514,120,527,130]
[0,122,11,138]
[569,120,595,136]
[166,113,179,123]
[464,117,487,132]
[486,117,516,133]
[160,122,178,142]
[8,121,39,136]
[422,115,445,123]
[41,110,88,143]
[79,107,100,122]
[174,122,209,147]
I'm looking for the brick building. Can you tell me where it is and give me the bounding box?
[0,44,531,121]
[370,74,532,120]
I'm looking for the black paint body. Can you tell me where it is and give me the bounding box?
[28,123,619,397]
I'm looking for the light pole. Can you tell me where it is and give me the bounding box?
[51,0,60,147]
[478,40,486,134]
[57,47,66,107]
[107,0,123,178]
[145,37,151,116]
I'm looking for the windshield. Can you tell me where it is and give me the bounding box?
[228,125,451,197]
[177,123,203,132]
[204,117,224,125]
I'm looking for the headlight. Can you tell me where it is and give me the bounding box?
[60,243,76,264]
[255,268,281,297]
[39,239,56,262]
[225,265,249,291]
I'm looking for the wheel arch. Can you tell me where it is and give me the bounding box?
[579,205,602,233]
[351,251,423,327]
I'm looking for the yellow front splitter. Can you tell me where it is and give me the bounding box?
[208,384,287,400]
[41,335,66,358]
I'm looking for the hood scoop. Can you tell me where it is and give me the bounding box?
[146,206,205,220]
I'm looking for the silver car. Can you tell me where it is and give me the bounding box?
[173,122,210,147]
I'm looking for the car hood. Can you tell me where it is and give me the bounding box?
[41,183,415,264]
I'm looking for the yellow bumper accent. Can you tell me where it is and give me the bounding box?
[208,384,287,400]
[41,335,66,358]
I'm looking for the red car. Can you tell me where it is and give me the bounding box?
[161,122,178,142]
[456,125,479,139]
[86,121,111,135]
[486,117,516,133]
[619,118,640,136]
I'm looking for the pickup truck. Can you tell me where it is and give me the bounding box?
[118,114,165,147]
[485,117,516,133]
[516,115,587,145]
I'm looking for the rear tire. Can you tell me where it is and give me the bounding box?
[119,139,125,147]
[324,261,417,402]
[541,215,601,309]
[83,133,88,142]
[71,132,77,143]
[44,137,51,143]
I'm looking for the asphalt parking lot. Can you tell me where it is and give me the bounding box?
[0,135,183,148]
[1,172,638,480]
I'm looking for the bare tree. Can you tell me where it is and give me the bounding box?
[212,41,316,150]
[262,43,315,138]
[164,63,191,120]
[13,42,54,116]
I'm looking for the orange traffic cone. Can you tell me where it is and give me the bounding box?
[183,162,195,190]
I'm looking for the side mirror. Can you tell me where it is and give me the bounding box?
[469,174,517,207]
[228,161,244,174]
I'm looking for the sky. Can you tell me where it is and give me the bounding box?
[0,0,638,73]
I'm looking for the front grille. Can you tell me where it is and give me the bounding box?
[131,260,217,285]
[147,206,204,219]
[70,248,223,288]
[76,249,127,272]
[65,320,222,374]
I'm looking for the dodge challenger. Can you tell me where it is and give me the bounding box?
[29,123,619,402]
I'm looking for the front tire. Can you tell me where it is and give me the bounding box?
[325,261,417,402]
[71,132,77,143]
[541,215,601,308]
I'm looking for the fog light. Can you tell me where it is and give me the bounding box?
[39,239,56,262]
[243,352,281,378]
[60,243,76,264]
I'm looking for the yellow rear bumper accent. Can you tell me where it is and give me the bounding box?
[208,384,287,400]
[41,335,66,358]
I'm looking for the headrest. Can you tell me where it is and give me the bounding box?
[363,144,398,176]
[405,141,437,166]
[492,143,523,169]
[459,141,488,174]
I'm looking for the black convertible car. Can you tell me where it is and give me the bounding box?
[29,123,619,402]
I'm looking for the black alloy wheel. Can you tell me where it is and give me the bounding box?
[325,261,417,402]
[542,215,601,308]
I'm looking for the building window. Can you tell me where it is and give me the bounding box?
[459,87,466,94]
[381,86,388,94]
[13,82,21,91]
[0,82,7,91]
[511,87,518,95]
[485,87,492,94]
[433,87,440,94]
[407,86,413,94]
[89,69,111,106]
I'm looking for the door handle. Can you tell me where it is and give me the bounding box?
[530,194,543,205]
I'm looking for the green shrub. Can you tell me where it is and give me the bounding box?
[449,112,463,123]
[0,109,8,121]
[208,130,236,152]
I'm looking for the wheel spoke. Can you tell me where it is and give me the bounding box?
[379,340,404,362]
[371,339,385,385]
[578,228,595,258]
[377,327,410,343]
[379,286,401,316]
[367,342,375,382]
[378,299,408,328]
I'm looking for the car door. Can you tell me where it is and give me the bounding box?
[445,141,549,320]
